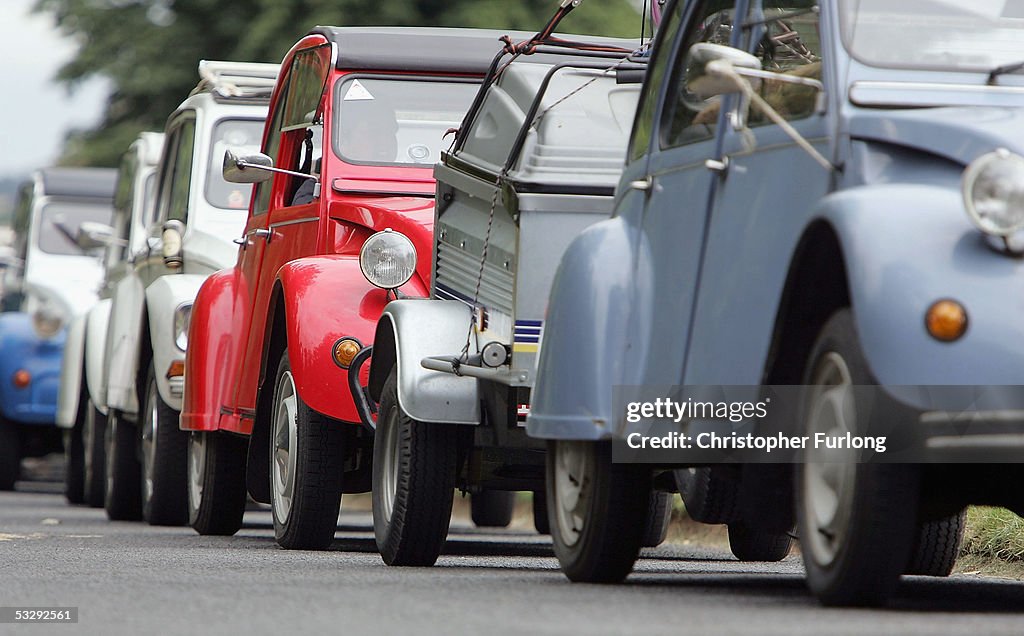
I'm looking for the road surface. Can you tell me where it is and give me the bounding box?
[3,479,1024,635]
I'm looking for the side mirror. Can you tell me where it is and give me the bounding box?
[76,222,117,251]
[223,148,274,184]
[162,220,185,269]
[685,42,762,103]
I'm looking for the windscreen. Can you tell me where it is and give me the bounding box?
[38,201,114,256]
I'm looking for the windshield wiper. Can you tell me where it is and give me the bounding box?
[987,60,1024,85]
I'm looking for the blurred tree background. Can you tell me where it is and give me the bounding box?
[35,0,645,167]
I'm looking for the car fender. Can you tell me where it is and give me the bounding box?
[55,313,86,428]
[145,275,207,411]
[526,216,647,440]
[368,299,481,425]
[274,256,428,423]
[0,312,65,425]
[83,299,112,416]
[104,274,146,415]
[181,270,238,432]
[819,184,1024,406]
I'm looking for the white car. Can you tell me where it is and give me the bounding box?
[0,168,116,489]
[100,61,278,525]
[58,131,165,507]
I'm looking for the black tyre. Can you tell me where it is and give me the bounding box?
[104,411,142,521]
[83,399,107,508]
[727,523,792,561]
[905,510,966,577]
[641,491,673,548]
[0,420,20,491]
[796,309,919,606]
[676,466,737,524]
[372,368,457,566]
[471,490,515,528]
[533,490,550,535]
[188,431,248,536]
[64,394,86,504]
[547,440,650,583]
[140,363,188,526]
[269,351,345,550]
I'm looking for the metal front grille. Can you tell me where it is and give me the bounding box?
[434,235,514,316]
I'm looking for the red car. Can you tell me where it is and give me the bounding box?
[181,27,501,547]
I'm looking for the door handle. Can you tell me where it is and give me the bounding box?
[234,228,272,246]
[629,176,653,191]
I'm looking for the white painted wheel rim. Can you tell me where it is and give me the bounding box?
[272,370,299,524]
[378,405,401,525]
[803,351,858,566]
[187,432,205,519]
[141,379,159,506]
[553,441,592,548]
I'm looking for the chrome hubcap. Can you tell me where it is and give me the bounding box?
[803,351,858,566]
[141,380,159,506]
[378,406,401,525]
[272,370,299,524]
[553,441,591,548]
[187,432,205,518]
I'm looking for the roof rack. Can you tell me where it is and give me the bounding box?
[191,60,280,101]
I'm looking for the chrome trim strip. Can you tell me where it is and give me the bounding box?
[850,81,1024,108]
[269,216,318,229]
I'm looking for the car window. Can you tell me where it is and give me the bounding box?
[332,78,478,167]
[253,75,290,217]
[742,1,822,126]
[112,151,137,261]
[37,201,114,256]
[661,0,739,149]
[167,119,196,223]
[629,0,686,162]
[205,119,265,210]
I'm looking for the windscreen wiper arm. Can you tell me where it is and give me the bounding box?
[987,60,1024,85]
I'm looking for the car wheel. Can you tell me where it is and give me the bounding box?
[64,392,86,504]
[471,490,515,528]
[727,523,792,561]
[0,420,20,491]
[533,490,550,535]
[641,491,673,548]
[83,398,107,508]
[270,350,344,550]
[676,466,737,524]
[905,510,966,577]
[372,368,458,566]
[796,308,919,606]
[547,440,650,582]
[140,363,188,526]
[104,411,142,521]
[189,431,248,536]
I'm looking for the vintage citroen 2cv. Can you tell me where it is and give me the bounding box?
[359,32,659,566]
[528,0,1024,607]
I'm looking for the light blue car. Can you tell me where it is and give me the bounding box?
[528,0,1024,606]
[0,168,116,490]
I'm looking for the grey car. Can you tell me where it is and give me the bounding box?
[528,0,1024,606]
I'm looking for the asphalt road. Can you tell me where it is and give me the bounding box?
[3,478,1024,635]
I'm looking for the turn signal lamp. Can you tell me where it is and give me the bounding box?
[925,299,968,342]
[12,369,31,389]
[332,337,362,369]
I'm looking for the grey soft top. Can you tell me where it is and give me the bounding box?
[38,167,118,200]
[309,27,636,76]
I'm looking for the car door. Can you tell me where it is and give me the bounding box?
[230,43,332,413]
[684,0,831,385]
[106,117,195,412]
[631,0,741,388]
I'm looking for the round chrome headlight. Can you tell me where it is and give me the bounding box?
[359,229,417,289]
[32,301,65,340]
[962,148,1024,237]
[173,303,192,351]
